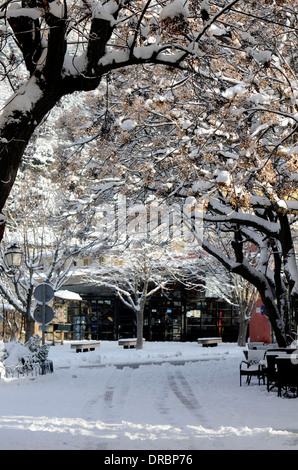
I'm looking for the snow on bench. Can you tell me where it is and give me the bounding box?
[118,338,146,349]
[70,342,100,353]
[197,337,222,347]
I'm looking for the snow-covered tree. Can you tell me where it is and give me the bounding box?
[81,241,171,348]
[1,0,295,229]
[75,0,298,346]
[0,0,246,234]
[53,60,298,347]
[0,169,100,341]
[81,218,211,348]
[1,0,297,346]
[0,232,79,342]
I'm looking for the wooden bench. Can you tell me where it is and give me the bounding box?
[70,342,100,353]
[197,337,222,347]
[118,338,145,349]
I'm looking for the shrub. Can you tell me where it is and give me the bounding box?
[2,335,50,367]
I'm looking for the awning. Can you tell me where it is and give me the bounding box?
[54,290,82,301]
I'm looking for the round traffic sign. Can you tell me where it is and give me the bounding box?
[34,283,54,304]
[33,305,54,325]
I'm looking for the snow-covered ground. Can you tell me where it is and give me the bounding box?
[0,340,297,451]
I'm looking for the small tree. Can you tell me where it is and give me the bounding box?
[0,182,88,341]
[86,243,170,349]
[0,234,80,341]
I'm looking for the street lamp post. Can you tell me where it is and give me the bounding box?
[5,243,22,268]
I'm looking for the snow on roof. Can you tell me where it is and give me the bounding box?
[54,290,82,301]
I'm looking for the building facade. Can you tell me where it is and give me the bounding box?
[52,282,240,343]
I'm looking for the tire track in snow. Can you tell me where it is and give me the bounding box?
[80,368,134,449]
[167,368,204,423]
[153,366,205,449]
[101,368,133,423]
[83,367,132,422]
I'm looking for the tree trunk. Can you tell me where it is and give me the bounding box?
[237,316,249,347]
[203,241,289,347]
[236,287,257,347]
[0,82,64,229]
[135,305,145,350]
[259,293,287,347]
[25,286,35,342]
[24,314,36,343]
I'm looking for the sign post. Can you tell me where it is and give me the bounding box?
[33,283,55,345]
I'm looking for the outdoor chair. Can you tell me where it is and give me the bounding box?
[264,353,279,392]
[276,357,298,398]
[239,349,266,386]
[263,349,297,392]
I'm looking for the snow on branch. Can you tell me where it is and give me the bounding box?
[3,7,41,19]
[0,76,42,128]
[159,0,189,21]
[0,280,26,315]
[205,200,280,236]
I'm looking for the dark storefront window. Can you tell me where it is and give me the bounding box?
[147,296,183,342]
[66,301,82,340]
[92,299,115,340]
[67,297,116,340]
[118,304,136,338]
[185,298,239,341]
[186,300,202,340]
[165,301,183,341]
[62,282,240,342]
[217,302,239,341]
[69,301,89,340]
[149,301,166,341]
[201,301,217,335]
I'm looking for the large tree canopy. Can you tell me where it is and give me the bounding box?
[0,0,296,225]
[44,0,298,346]
[0,0,297,344]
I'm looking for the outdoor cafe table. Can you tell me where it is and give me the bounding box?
[259,352,298,395]
[259,350,297,368]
